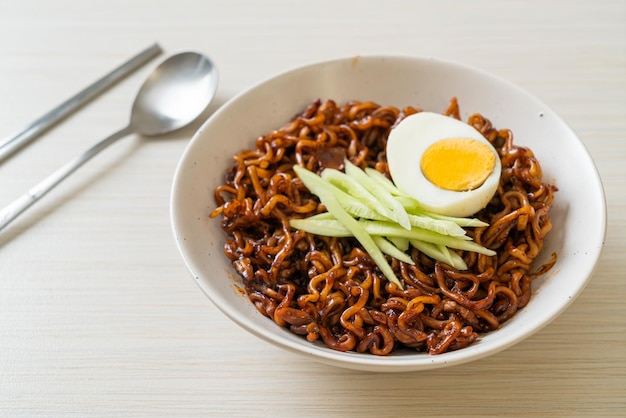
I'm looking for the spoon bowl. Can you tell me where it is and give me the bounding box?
[0,51,219,232]
[131,52,218,136]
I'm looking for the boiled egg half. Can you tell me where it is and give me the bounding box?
[387,111,501,217]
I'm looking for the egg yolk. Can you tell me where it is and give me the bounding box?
[420,138,496,191]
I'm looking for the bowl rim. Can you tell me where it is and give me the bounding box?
[170,54,607,372]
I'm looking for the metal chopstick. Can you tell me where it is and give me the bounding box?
[0,43,162,162]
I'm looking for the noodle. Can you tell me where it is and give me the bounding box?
[210,98,557,355]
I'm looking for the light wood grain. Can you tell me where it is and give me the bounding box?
[1,0,624,416]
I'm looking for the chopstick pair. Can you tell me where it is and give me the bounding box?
[0,43,163,162]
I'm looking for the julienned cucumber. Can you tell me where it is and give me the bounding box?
[293,164,404,288]
[344,160,411,230]
[291,162,493,288]
[288,218,495,255]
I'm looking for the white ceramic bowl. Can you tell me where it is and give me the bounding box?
[170,55,606,372]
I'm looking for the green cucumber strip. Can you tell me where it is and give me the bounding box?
[436,243,456,266]
[330,185,386,220]
[407,213,467,237]
[428,212,489,227]
[409,239,447,265]
[289,218,351,237]
[305,212,336,220]
[291,217,460,269]
[302,211,466,242]
[299,171,385,221]
[321,168,397,222]
[344,160,411,230]
[372,236,415,265]
[364,167,407,196]
[293,165,404,289]
[388,236,410,252]
[395,196,427,215]
[358,220,495,256]
[409,239,468,270]
[395,195,489,228]
[448,253,468,270]
[289,217,494,257]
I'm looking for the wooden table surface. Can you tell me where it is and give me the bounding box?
[1,1,624,416]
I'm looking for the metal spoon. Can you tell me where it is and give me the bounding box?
[0,52,218,232]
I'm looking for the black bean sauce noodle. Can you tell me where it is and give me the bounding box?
[210,98,557,355]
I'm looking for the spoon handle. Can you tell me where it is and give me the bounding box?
[0,125,134,232]
[0,43,161,162]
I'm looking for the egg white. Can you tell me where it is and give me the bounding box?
[386,111,502,217]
